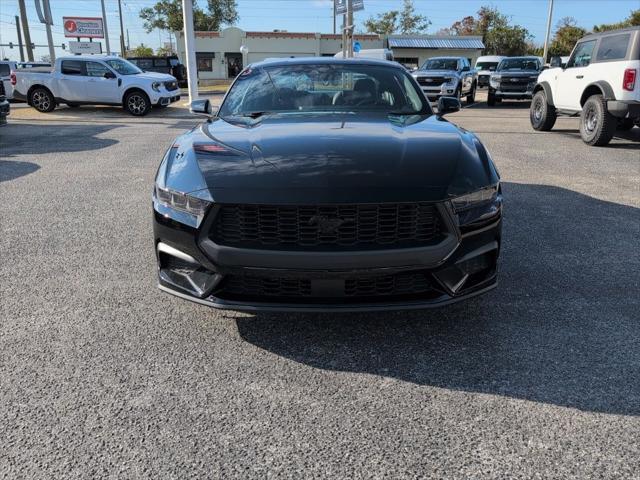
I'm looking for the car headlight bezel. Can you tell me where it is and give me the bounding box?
[489,74,501,87]
[451,185,499,213]
[154,185,212,228]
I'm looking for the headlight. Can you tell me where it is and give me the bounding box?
[152,81,161,92]
[489,75,501,88]
[154,185,212,228]
[444,77,455,84]
[451,185,499,212]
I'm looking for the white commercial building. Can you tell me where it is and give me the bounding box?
[176,27,485,82]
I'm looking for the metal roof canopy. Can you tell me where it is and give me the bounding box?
[388,37,485,49]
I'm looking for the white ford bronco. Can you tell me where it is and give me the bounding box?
[530,26,639,146]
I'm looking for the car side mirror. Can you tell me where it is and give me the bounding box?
[437,96,461,116]
[104,71,116,79]
[190,99,217,116]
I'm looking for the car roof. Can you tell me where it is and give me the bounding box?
[56,55,123,61]
[249,56,404,69]
[581,25,640,39]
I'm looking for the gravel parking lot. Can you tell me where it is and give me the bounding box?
[1,95,639,479]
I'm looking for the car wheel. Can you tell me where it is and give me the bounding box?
[530,90,556,131]
[487,91,496,107]
[580,94,616,146]
[124,91,151,116]
[616,118,635,131]
[29,88,56,113]
[466,83,476,104]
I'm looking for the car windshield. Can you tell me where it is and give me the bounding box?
[421,58,458,70]
[476,62,499,71]
[105,59,142,75]
[218,63,429,117]
[497,58,540,71]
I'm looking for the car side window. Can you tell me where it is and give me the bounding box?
[61,60,83,76]
[595,34,631,61]
[85,61,110,77]
[567,40,597,68]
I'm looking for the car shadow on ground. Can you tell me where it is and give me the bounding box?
[553,126,640,149]
[0,160,40,182]
[1,123,121,156]
[231,182,639,416]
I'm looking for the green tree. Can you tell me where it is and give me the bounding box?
[548,17,586,58]
[129,44,154,57]
[156,44,175,56]
[364,0,429,35]
[139,0,238,33]
[448,6,531,55]
[593,9,640,32]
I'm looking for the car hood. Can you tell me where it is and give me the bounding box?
[133,71,176,82]
[163,113,499,204]
[495,70,540,77]
[413,69,458,76]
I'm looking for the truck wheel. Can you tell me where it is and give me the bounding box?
[580,94,616,146]
[466,83,476,104]
[124,91,151,116]
[616,118,635,131]
[530,90,556,131]
[487,91,496,107]
[29,88,56,113]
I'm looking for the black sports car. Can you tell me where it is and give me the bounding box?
[152,58,502,312]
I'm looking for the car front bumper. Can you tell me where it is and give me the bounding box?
[153,94,181,106]
[153,201,502,312]
[489,86,534,100]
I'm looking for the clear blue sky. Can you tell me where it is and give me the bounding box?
[0,0,637,60]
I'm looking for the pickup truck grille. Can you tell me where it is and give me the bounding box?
[417,76,447,86]
[211,203,443,250]
[498,77,531,92]
[164,81,178,91]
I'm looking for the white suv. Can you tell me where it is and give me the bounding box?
[530,27,639,146]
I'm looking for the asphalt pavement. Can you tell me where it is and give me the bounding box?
[1,94,639,479]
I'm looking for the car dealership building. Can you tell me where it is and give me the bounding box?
[176,27,485,81]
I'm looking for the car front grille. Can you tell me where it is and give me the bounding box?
[498,77,531,91]
[220,272,433,299]
[417,76,447,86]
[211,203,443,250]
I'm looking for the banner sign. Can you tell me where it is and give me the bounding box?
[68,41,103,54]
[335,0,364,15]
[63,17,104,39]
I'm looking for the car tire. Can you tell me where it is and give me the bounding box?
[487,91,496,107]
[616,118,635,131]
[29,88,56,113]
[466,83,476,104]
[580,94,616,146]
[530,90,557,131]
[124,90,151,116]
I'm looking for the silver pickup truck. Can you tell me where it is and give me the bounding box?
[411,56,477,104]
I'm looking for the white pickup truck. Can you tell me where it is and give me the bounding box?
[12,55,180,116]
[530,27,639,146]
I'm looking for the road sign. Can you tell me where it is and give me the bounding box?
[63,17,104,39]
[353,41,361,53]
[69,41,102,54]
[335,0,364,15]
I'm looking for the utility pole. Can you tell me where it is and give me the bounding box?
[101,0,111,55]
[333,0,336,35]
[542,0,554,63]
[346,0,354,57]
[15,15,25,62]
[17,0,33,61]
[182,0,199,104]
[38,0,55,62]
[118,0,126,56]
